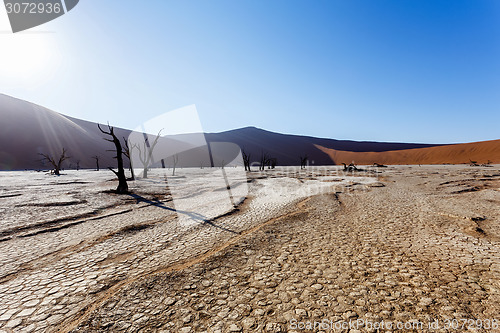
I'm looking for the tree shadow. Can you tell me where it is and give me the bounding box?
[128,193,239,234]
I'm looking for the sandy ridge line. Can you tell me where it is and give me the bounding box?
[58,196,313,333]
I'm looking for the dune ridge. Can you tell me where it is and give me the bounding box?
[1,93,498,169]
[316,139,500,165]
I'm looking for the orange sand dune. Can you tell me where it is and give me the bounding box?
[316,139,500,165]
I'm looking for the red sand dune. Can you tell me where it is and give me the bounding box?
[316,139,500,165]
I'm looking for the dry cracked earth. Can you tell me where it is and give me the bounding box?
[1,166,500,332]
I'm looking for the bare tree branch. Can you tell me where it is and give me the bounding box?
[135,130,162,178]
[98,123,128,194]
[39,148,70,175]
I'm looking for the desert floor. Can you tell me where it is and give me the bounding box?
[0,165,499,332]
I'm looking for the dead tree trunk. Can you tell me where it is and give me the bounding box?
[299,155,308,169]
[259,151,269,171]
[98,124,128,194]
[137,131,162,179]
[342,162,358,172]
[122,138,135,180]
[266,157,276,169]
[269,158,277,169]
[92,156,100,171]
[242,149,251,171]
[172,154,179,176]
[39,148,69,176]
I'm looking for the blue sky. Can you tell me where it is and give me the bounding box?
[1,0,499,143]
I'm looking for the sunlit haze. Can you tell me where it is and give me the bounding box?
[1,1,499,143]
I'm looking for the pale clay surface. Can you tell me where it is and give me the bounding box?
[0,165,499,332]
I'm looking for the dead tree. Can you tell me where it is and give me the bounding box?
[481,160,493,167]
[242,149,251,172]
[299,155,308,169]
[92,156,100,171]
[172,154,179,176]
[39,148,70,175]
[98,124,128,194]
[122,138,136,180]
[267,158,277,169]
[342,162,358,172]
[136,131,162,178]
[259,151,269,171]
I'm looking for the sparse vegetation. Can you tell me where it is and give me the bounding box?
[259,151,269,171]
[39,148,70,176]
[268,157,277,169]
[481,160,493,167]
[469,159,494,167]
[242,149,251,172]
[342,162,358,172]
[299,155,308,169]
[92,156,100,171]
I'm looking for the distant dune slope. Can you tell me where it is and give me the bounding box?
[2,93,496,169]
[204,127,440,166]
[0,94,132,170]
[316,139,500,165]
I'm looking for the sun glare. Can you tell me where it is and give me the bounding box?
[0,34,59,83]
[0,10,60,86]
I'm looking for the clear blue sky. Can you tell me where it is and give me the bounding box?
[1,0,499,143]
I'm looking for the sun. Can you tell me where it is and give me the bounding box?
[0,10,60,85]
[0,33,58,82]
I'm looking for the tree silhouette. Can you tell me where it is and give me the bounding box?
[92,156,100,171]
[98,124,128,194]
[267,157,277,169]
[122,138,135,180]
[299,155,308,169]
[242,149,251,172]
[342,162,358,172]
[259,151,269,171]
[39,148,69,175]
